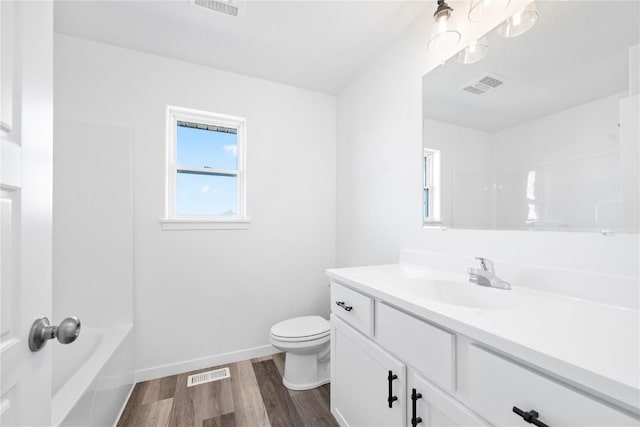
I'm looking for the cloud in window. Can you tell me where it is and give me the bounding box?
[200,185,217,193]
[224,145,237,156]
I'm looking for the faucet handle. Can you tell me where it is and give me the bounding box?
[475,257,494,273]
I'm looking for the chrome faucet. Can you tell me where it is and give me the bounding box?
[468,257,511,290]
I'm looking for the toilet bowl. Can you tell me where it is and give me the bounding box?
[270,316,330,390]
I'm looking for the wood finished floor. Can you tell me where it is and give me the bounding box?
[117,353,338,427]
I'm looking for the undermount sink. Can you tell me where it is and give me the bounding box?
[400,279,521,310]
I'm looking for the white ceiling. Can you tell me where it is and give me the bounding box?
[422,1,640,132]
[54,0,429,94]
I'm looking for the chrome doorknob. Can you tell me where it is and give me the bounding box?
[28,316,81,352]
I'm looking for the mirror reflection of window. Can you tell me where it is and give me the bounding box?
[423,148,441,224]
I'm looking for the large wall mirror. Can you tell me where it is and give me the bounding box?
[422,1,639,233]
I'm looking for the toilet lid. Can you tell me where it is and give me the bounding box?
[271,316,330,340]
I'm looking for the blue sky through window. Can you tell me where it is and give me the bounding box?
[176,173,237,215]
[177,126,237,169]
[176,125,238,215]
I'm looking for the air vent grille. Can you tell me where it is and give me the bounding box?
[194,0,244,18]
[462,73,508,95]
[462,86,485,95]
[187,367,230,387]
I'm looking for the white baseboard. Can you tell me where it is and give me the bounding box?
[134,344,280,383]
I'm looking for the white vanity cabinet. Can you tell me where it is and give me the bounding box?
[329,279,639,427]
[330,315,406,427]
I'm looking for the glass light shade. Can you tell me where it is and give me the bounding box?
[468,0,511,23]
[497,2,538,38]
[457,38,489,64]
[428,27,462,54]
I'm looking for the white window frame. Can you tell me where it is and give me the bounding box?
[423,148,442,225]
[162,105,248,230]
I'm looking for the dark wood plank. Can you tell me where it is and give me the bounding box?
[117,381,150,426]
[290,386,338,427]
[315,384,331,411]
[202,412,236,427]
[271,353,285,378]
[253,360,305,427]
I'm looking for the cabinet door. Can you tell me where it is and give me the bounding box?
[331,314,406,427]
[409,374,488,427]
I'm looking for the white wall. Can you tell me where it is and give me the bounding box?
[336,4,639,278]
[53,121,134,328]
[54,34,336,380]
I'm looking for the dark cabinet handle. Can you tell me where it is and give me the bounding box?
[387,370,398,408]
[513,407,549,427]
[335,301,353,312]
[411,388,423,426]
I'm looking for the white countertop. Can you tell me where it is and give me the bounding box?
[326,264,640,413]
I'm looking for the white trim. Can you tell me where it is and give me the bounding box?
[134,344,279,383]
[165,105,248,223]
[160,219,250,230]
[111,383,135,427]
[423,148,441,224]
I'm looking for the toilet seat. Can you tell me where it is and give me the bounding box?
[270,316,330,342]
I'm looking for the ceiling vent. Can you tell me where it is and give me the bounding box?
[193,0,245,18]
[462,73,508,95]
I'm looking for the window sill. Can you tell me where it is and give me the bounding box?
[423,221,446,231]
[160,219,250,230]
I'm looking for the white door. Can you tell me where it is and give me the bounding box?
[1,2,54,426]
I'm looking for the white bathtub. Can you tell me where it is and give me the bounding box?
[52,324,134,427]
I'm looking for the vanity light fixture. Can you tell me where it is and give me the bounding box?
[468,0,511,24]
[497,1,539,38]
[457,37,489,64]
[428,0,461,54]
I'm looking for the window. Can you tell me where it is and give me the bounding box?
[423,148,441,224]
[163,106,247,230]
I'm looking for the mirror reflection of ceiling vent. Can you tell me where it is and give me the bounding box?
[462,73,508,95]
[193,0,245,18]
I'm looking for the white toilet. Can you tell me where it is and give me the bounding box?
[269,315,331,390]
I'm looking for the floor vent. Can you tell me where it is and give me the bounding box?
[187,367,231,387]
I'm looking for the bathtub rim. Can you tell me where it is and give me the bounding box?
[51,323,133,426]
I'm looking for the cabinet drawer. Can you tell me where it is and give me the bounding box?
[330,282,374,337]
[376,302,455,392]
[467,345,638,426]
